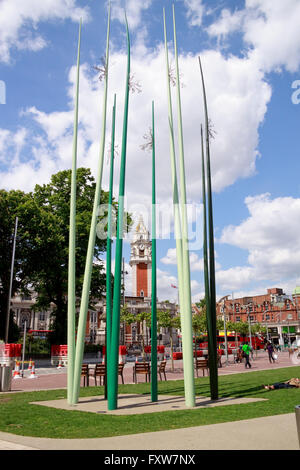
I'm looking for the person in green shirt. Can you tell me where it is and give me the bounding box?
[242,342,252,369]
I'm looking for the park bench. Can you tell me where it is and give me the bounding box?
[118,363,125,384]
[91,363,125,386]
[81,364,89,386]
[158,360,167,381]
[92,363,106,386]
[133,362,150,383]
[195,358,209,377]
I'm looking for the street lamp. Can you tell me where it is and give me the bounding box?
[242,302,253,347]
[222,300,229,366]
[247,308,252,347]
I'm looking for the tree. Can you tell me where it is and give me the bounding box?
[0,168,132,344]
[136,311,151,360]
[0,189,31,341]
[120,305,136,345]
[157,310,180,371]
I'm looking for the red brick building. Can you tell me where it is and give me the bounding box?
[216,287,300,346]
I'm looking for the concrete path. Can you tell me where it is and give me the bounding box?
[0,413,298,450]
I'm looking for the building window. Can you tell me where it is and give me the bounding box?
[21,295,31,301]
[39,312,45,321]
[235,316,240,322]
[235,305,240,313]
[140,290,144,297]
[286,303,290,310]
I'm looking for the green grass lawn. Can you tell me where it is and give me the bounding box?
[0,366,299,439]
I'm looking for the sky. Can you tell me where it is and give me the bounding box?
[1,0,300,304]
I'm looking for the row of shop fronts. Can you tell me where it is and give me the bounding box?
[265,325,298,347]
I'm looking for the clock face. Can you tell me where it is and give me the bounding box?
[139,244,144,251]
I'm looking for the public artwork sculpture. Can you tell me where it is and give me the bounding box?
[67,3,218,410]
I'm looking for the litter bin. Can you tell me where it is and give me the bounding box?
[0,364,12,392]
[295,405,300,447]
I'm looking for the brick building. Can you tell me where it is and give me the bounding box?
[216,287,300,346]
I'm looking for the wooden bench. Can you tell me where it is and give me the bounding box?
[133,362,150,383]
[158,360,167,381]
[195,358,209,377]
[118,363,125,384]
[81,364,89,386]
[91,363,125,386]
[92,363,106,386]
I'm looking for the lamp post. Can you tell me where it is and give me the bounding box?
[242,302,254,347]
[5,216,18,344]
[248,309,252,348]
[222,300,229,366]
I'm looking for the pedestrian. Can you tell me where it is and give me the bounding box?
[267,341,275,363]
[242,341,252,369]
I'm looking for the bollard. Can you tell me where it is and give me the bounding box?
[295,405,300,447]
[1,364,13,391]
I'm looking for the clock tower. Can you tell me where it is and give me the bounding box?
[129,215,152,298]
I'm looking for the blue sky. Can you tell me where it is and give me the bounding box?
[1,0,300,303]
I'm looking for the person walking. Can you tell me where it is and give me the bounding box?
[242,342,252,369]
[267,341,275,363]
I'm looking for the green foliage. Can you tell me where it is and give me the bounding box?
[19,336,51,356]
[83,343,101,354]
[0,168,132,344]
[120,305,136,325]
[192,313,206,334]
[0,189,31,340]
[136,310,151,327]
[157,310,179,329]
[226,321,264,337]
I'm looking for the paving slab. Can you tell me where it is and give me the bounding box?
[31,393,266,415]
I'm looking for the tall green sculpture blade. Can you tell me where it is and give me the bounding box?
[172,4,195,408]
[107,13,130,411]
[151,100,158,402]
[67,19,82,405]
[199,56,218,400]
[163,8,184,342]
[163,8,189,404]
[106,94,116,366]
[72,5,111,405]
[200,123,212,367]
[105,93,116,400]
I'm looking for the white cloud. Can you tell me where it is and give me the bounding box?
[207,8,245,38]
[208,0,300,73]
[161,248,205,272]
[0,43,272,235]
[0,0,90,63]
[0,127,28,167]
[183,0,205,27]
[217,194,300,291]
[109,0,152,30]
